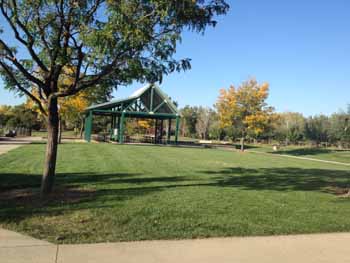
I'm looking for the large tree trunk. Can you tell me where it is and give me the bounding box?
[240,137,245,151]
[240,129,245,151]
[58,117,62,144]
[79,117,84,139]
[41,98,59,197]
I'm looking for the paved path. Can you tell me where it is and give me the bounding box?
[0,139,25,155]
[247,149,350,167]
[0,144,23,155]
[0,229,57,263]
[0,136,42,144]
[1,228,350,263]
[0,136,43,155]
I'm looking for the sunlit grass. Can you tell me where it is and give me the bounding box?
[0,143,349,244]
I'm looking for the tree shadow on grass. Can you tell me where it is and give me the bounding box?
[233,144,260,150]
[0,185,163,223]
[1,167,349,223]
[0,171,197,212]
[270,148,349,156]
[0,171,199,223]
[0,172,143,191]
[0,171,198,194]
[1,167,349,199]
[201,167,350,193]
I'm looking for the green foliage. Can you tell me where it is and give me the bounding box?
[329,108,350,148]
[1,0,228,195]
[180,105,199,137]
[180,105,222,140]
[0,105,12,126]
[273,112,305,144]
[195,106,211,139]
[0,104,41,130]
[304,115,330,144]
[177,104,350,147]
[0,0,229,105]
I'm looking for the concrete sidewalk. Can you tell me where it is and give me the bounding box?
[0,144,23,155]
[0,229,57,263]
[1,228,350,263]
[248,149,350,167]
[0,136,43,145]
[0,136,43,155]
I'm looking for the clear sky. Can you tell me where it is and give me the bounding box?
[0,0,349,116]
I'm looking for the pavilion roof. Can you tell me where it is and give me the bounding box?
[85,83,178,115]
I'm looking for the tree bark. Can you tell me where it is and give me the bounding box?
[79,118,84,139]
[240,137,245,151]
[240,129,245,152]
[41,97,59,197]
[58,117,62,144]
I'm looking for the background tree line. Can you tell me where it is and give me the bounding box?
[1,77,349,150]
[2,78,349,150]
[180,78,350,149]
[0,86,110,137]
[0,104,42,135]
[180,107,350,147]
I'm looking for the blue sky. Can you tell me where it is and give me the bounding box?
[0,0,349,116]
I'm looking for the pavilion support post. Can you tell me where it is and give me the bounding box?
[110,115,114,139]
[119,112,125,144]
[167,119,172,144]
[113,116,119,141]
[117,116,120,130]
[175,116,180,144]
[84,110,93,142]
[154,119,158,144]
[112,115,119,141]
[160,119,164,144]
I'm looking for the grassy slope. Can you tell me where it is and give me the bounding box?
[0,143,349,244]
[248,144,350,164]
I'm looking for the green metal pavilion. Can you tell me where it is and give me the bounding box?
[84,84,180,144]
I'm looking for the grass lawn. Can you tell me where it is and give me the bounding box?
[0,143,349,244]
[248,144,350,164]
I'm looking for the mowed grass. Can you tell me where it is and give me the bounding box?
[0,143,349,244]
[248,144,350,164]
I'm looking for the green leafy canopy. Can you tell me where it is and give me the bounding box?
[0,0,229,113]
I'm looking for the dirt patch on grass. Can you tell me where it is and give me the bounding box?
[0,187,96,206]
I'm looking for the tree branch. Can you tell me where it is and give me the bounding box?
[0,60,47,115]
[0,0,49,72]
[51,0,65,65]
[35,7,54,61]
[0,39,46,88]
[85,0,104,23]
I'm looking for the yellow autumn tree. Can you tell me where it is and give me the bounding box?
[26,66,90,140]
[216,78,273,150]
[137,120,153,130]
[25,89,47,126]
[59,91,90,138]
[57,67,88,136]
